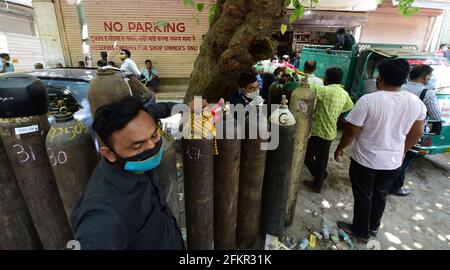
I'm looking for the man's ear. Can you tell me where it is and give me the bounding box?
[100,147,117,163]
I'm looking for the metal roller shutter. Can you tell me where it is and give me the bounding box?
[360,13,430,50]
[85,0,209,78]
[5,32,45,71]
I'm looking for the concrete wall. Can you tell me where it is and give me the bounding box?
[32,0,66,67]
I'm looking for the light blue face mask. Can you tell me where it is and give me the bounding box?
[116,136,165,173]
[123,146,164,173]
[426,77,437,90]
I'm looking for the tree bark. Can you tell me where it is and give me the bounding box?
[184,0,285,103]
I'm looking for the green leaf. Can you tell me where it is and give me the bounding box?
[376,0,384,4]
[184,0,195,8]
[208,3,217,25]
[289,13,297,24]
[196,3,205,12]
[284,0,292,8]
[295,6,304,19]
[293,0,302,9]
[155,20,169,28]
[281,24,288,35]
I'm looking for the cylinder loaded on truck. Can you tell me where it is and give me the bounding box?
[297,43,450,155]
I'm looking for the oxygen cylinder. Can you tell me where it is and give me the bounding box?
[156,130,180,223]
[268,79,286,106]
[236,104,268,249]
[0,75,73,250]
[261,95,296,237]
[88,68,131,116]
[45,108,98,217]
[285,78,316,226]
[0,140,42,250]
[182,111,215,250]
[127,76,156,105]
[214,103,241,250]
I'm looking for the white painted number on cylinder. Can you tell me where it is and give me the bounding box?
[58,151,68,164]
[13,144,36,163]
[47,148,68,166]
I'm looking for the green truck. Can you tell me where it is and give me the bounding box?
[299,43,450,155]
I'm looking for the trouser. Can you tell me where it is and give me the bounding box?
[146,78,159,92]
[390,151,418,192]
[304,136,333,190]
[349,159,401,237]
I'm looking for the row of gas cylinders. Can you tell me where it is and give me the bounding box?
[0,68,316,250]
[0,69,158,250]
[183,79,316,250]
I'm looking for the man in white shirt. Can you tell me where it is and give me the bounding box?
[334,58,427,242]
[303,60,324,86]
[119,49,142,79]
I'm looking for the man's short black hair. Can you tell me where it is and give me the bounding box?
[410,65,433,81]
[78,61,85,67]
[122,49,131,58]
[145,59,152,64]
[34,63,44,69]
[97,60,106,67]
[93,96,148,147]
[108,61,116,67]
[439,44,448,50]
[337,28,346,35]
[304,60,317,73]
[325,67,344,85]
[0,53,10,59]
[238,72,257,88]
[377,58,410,87]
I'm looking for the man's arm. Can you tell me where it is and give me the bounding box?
[404,120,424,154]
[145,102,177,120]
[145,100,209,120]
[334,121,363,161]
[335,96,369,161]
[425,91,442,121]
[130,61,142,78]
[342,95,354,113]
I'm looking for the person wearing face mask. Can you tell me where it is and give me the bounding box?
[388,64,442,197]
[119,49,142,79]
[302,67,354,194]
[0,53,14,73]
[334,59,426,242]
[70,97,207,250]
[230,72,263,107]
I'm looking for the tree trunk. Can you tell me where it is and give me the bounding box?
[184,0,285,103]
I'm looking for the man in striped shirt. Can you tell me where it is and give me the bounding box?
[390,64,442,197]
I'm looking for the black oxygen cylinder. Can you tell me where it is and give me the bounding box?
[214,103,241,250]
[261,96,297,237]
[0,139,42,250]
[182,112,215,250]
[236,104,268,249]
[46,109,98,217]
[0,74,73,250]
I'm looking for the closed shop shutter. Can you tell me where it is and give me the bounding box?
[58,0,209,78]
[360,13,430,50]
[5,32,45,71]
